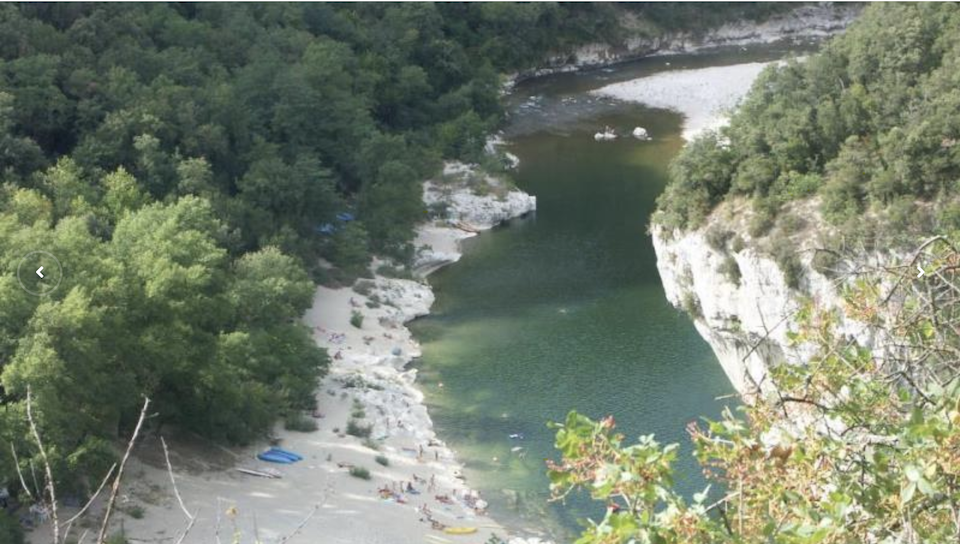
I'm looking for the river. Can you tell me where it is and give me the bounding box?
[409,43,815,541]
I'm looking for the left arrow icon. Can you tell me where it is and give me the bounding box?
[36,266,44,279]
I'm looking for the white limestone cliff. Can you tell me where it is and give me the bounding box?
[651,202,886,397]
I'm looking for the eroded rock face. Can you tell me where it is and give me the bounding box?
[510,3,861,82]
[414,163,537,275]
[650,216,878,397]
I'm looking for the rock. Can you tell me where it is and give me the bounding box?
[632,126,650,140]
[650,203,884,398]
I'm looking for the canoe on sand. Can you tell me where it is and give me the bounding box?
[257,451,294,464]
[268,447,303,461]
[442,527,477,535]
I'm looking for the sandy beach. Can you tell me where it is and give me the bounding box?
[592,61,777,141]
[23,165,536,544]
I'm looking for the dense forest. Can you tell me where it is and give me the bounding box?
[655,3,960,250]
[0,2,799,510]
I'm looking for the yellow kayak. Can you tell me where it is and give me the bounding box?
[443,527,478,535]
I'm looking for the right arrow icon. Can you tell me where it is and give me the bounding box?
[917,265,925,278]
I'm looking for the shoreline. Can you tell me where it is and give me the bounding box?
[503,3,858,87]
[38,165,538,544]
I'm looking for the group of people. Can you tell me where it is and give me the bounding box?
[376,470,488,530]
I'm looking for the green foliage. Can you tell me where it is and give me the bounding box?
[680,291,702,320]
[285,413,319,433]
[375,454,389,466]
[771,242,804,290]
[0,511,24,544]
[349,466,371,480]
[655,3,960,238]
[705,226,733,251]
[717,255,741,286]
[346,419,372,438]
[350,310,364,329]
[125,505,145,519]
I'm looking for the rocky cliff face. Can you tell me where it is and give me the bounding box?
[651,203,881,397]
[512,3,860,82]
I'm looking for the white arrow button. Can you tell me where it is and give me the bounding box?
[917,265,925,278]
[36,266,44,279]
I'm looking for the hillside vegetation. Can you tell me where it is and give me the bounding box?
[655,3,960,249]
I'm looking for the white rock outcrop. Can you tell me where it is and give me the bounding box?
[651,206,884,397]
[415,162,536,275]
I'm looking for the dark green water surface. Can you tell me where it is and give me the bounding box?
[409,44,812,540]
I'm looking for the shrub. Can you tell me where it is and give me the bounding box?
[351,400,366,419]
[717,255,741,286]
[748,200,777,238]
[705,226,733,251]
[350,310,364,329]
[346,419,372,438]
[778,212,806,235]
[353,279,375,296]
[285,413,319,432]
[126,505,145,519]
[375,454,389,466]
[772,244,804,290]
[680,290,703,319]
[730,234,745,253]
[363,438,380,450]
[0,511,24,544]
[349,466,371,480]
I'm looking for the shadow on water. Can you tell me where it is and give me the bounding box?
[410,43,817,540]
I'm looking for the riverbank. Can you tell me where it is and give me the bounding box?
[506,3,858,85]
[591,59,781,141]
[32,165,536,544]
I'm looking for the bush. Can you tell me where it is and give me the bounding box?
[680,290,703,319]
[363,437,380,450]
[772,244,804,290]
[349,466,372,480]
[748,200,777,238]
[351,400,366,419]
[350,310,364,329]
[0,511,24,544]
[717,255,741,286]
[375,454,390,466]
[285,413,319,432]
[346,419,372,438]
[778,212,806,235]
[126,505,145,519]
[730,235,746,253]
[705,227,733,251]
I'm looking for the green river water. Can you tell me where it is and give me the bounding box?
[409,44,815,540]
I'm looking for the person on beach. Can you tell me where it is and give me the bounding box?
[418,444,424,460]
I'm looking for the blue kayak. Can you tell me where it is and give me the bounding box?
[257,451,295,464]
[268,447,303,461]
